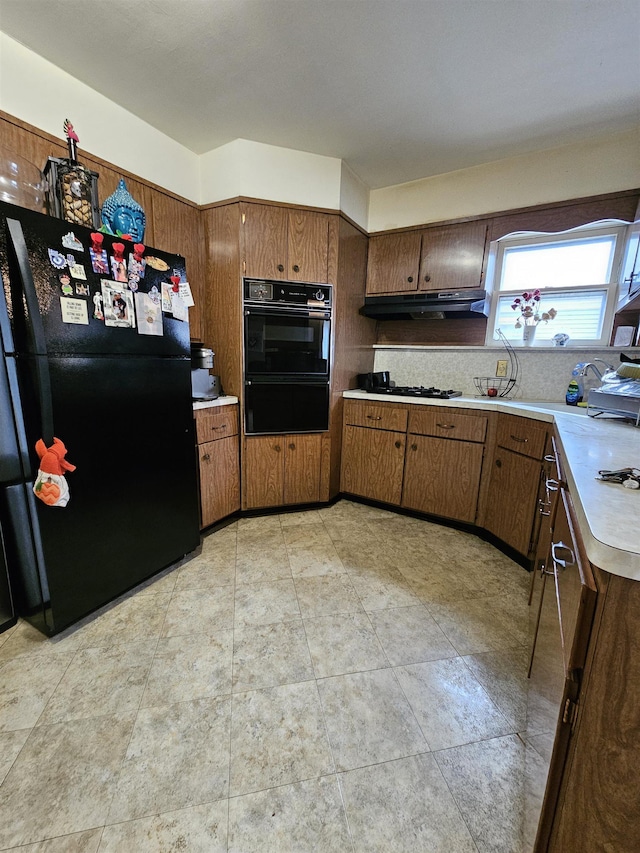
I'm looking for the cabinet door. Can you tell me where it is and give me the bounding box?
[243,435,285,509]
[341,425,405,505]
[419,221,487,291]
[402,435,484,523]
[198,435,240,528]
[365,231,422,295]
[484,447,542,555]
[241,203,288,279]
[287,210,330,283]
[284,434,322,504]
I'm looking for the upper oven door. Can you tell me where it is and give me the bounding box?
[244,307,331,379]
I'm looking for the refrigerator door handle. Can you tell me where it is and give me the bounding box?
[6,218,55,447]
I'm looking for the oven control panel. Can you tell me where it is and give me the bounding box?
[244,279,332,308]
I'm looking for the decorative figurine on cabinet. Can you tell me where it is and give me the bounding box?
[100,178,146,242]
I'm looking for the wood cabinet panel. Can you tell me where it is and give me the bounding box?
[484,447,542,555]
[195,406,238,445]
[343,399,408,432]
[198,435,240,528]
[366,231,422,294]
[287,210,329,283]
[243,435,285,509]
[241,203,288,279]
[341,425,405,505]
[419,220,487,291]
[284,434,322,504]
[408,408,487,443]
[497,413,548,460]
[402,435,484,523]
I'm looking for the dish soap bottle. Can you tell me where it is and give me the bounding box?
[566,367,584,406]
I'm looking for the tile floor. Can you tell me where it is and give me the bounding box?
[0,499,550,852]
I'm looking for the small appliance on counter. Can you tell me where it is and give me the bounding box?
[587,361,640,426]
[190,342,220,400]
[357,371,390,392]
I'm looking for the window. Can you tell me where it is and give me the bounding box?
[485,223,628,346]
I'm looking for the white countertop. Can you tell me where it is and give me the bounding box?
[344,390,640,581]
[192,396,239,410]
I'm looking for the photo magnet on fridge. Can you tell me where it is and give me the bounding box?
[101,279,136,328]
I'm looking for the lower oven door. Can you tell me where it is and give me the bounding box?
[245,381,329,435]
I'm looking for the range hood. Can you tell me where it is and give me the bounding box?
[360,289,488,320]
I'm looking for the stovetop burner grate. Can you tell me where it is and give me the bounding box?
[367,386,462,399]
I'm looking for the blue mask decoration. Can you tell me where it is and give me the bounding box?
[101,178,146,242]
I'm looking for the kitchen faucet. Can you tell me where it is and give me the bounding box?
[576,359,615,381]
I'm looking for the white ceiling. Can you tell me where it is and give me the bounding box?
[1,0,638,189]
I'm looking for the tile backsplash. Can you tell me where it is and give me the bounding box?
[372,346,640,402]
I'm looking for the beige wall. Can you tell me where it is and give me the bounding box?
[368,128,640,232]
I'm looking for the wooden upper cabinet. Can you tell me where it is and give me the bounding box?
[365,231,422,295]
[287,210,330,283]
[419,221,487,291]
[241,203,330,283]
[241,203,288,280]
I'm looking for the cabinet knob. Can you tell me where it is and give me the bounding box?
[407,276,413,283]
[395,440,402,449]
[202,453,211,461]
[411,444,417,451]
[424,274,431,283]
[495,458,502,468]
[292,264,300,273]
[277,264,284,272]
[274,445,281,452]
[289,443,295,450]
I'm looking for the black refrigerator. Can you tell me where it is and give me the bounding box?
[0,200,200,636]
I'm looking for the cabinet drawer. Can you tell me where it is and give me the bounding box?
[195,406,238,444]
[496,413,548,459]
[344,399,408,432]
[408,408,487,443]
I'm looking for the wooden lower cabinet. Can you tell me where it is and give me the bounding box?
[198,435,240,528]
[484,447,542,555]
[243,433,323,509]
[195,404,240,529]
[402,435,483,523]
[341,425,405,505]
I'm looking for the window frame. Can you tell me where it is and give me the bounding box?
[484,222,628,347]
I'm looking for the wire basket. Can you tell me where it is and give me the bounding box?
[473,376,517,397]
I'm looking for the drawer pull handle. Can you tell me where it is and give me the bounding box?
[546,478,560,492]
[395,440,402,449]
[551,540,575,570]
[544,454,555,463]
[211,424,227,431]
[202,453,211,461]
[437,423,455,430]
[510,434,528,443]
[366,415,383,420]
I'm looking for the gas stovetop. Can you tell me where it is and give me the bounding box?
[367,386,462,399]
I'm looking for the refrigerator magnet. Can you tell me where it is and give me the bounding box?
[48,248,67,269]
[178,280,195,307]
[75,282,89,297]
[145,256,169,271]
[147,285,161,305]
[110,243,128,283]
[93,291,104,321]
[101,280,136,328]
[134,292,163,336]
[89,233,109,274]
[60,296,89,325]
[128,274,140,292]
[62,231,84,251]
[69,263,87,280]
[161,282,173,312]
[129,247,146,281]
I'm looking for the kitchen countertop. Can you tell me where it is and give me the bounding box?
[192,396,238,410]
[344,390,640,581]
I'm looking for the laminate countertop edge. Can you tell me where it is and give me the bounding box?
[192,396,239,410]
[344,390,640,581]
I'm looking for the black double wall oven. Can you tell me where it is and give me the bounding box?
[243,279,332,434]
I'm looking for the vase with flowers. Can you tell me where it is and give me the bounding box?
[511,289,556,346]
